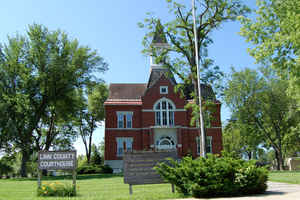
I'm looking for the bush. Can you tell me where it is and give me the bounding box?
[0,161,13,178]
[77,164,113,174]
[37,182,76,197]
[77,165,101,174]
[100,164,113,174]
[155,154,268,198]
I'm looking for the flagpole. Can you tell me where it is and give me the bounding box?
[192,0,206,157]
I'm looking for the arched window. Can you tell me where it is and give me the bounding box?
[157,136,175,150]
[154,98,175,126]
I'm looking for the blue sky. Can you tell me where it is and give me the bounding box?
[0,0,258,155]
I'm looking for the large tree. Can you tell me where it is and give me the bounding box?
[140,0,249,94]
[239,0,300,163]
[224,67,299,170]
[239,0,300,104]
[33,91,81,152]
[223,120,263,160]
[77,83,108,164]
[140,0,250,155]
[0,24,108,177]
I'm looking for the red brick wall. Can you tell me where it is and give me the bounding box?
[104,75,223,161]
[142,75,186,109]
[105,130,142,160]
[105,105,142,128]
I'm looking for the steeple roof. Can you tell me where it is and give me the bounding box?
[147,68,177,88]
[151,20,167,44]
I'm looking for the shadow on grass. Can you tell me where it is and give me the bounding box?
[6,173,123,182]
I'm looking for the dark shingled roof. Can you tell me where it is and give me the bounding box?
[107,84,147,100]
[147,68,177,88]
[200,84,216,100]
[184,83,216,100]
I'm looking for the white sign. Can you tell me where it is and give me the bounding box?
[38,151,77,170]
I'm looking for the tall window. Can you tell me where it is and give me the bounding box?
[126,113,132,128]
[117,113,124,128]
[116,137,133,157]
[154,98,175,126]
[196,136,213,155]
[117,112,133,128]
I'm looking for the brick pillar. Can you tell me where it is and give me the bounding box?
[150,128,154,150]
[176,128,182,157]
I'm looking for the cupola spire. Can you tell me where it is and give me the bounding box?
[150,20,169,69]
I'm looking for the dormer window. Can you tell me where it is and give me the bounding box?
[160,86,168,94]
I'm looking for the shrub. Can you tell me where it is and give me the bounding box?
[77,165,101,174]
[100,164,113,174]
[76,164,113,174]
[37,182,76,197]
[155,154,268,198]
[0,161,13,178]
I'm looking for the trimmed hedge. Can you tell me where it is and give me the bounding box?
[77,164,113,174]
[155,154,268,198]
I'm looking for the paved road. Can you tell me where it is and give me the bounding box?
[174,182,300,200]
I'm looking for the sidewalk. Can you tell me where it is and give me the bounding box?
[175,182,300,200]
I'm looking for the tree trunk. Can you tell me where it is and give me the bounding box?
[247,151,252,160]
[278,150,285,170]
[20,148,31,177]
[274,148,284,170]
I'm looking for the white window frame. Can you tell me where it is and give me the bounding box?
[153,98,175,126]
[160,86,168,94]
[196,136,213,155]
[116,111,133,129]
[116,137,133,157]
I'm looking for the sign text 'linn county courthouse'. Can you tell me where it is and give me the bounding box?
[38,151,76,170]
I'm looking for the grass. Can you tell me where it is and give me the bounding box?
[1,171,300,200]
[269,171,300,184]
[0,174,185,200]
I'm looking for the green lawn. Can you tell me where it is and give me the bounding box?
[0,174,185,200]
[1,171,300,200]
[269,171,300,184]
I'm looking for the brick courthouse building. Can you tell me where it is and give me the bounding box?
[104,26,223,171]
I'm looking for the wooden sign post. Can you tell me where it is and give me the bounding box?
[123,151,177,194]
[37,151,77,190]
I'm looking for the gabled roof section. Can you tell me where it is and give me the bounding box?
[151,20,167,45]
[106,83,147,101]
[147,68,177,89]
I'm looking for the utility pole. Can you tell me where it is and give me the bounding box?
[192,0,206,157]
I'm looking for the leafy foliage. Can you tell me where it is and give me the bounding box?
[77,164,113,174]
[223,120,264,160]
[139,0,250,129]
[37,182,76,197]
[239,0,300,109]
[76,83,108,164]
[0,160,13,178]
[224,67,300,170]
[155,154,268,198]
[0,24,108,176]
[140,0,250,87]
